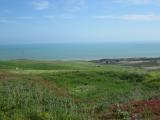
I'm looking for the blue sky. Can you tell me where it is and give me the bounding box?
[0,0,160,44]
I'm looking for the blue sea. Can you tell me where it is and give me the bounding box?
[0,43,160,60]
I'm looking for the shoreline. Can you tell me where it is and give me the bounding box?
[91,57,160,65]
[0,57,160,61]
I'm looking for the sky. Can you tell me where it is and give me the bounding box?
[0,0,160,44]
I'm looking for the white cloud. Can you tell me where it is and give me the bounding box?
[122,14,160,21]
[128,0,151,4]
[0,19,17,24]
[59,14,74,19]
[113,0,151,4]
[30,0,87,12]
[93,14,160,21]
[65,0,87,12]
[93,16,116,19]
[31,0,49,10]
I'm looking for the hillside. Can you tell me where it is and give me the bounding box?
[0,60,159,120]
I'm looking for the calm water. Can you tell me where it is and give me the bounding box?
[0,43,160,60]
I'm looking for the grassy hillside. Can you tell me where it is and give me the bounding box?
[0,60,159,120]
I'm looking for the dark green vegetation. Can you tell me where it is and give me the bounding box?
[0,60,159,120]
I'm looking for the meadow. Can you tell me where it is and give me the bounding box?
[0,60,159,120]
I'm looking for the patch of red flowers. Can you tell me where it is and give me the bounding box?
[110,99,160,120]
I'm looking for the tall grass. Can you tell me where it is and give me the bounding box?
[0,80,91,120]
[0,60,159,119]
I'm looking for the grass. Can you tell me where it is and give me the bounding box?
[0,60,159,119]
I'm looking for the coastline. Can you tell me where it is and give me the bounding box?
[0,56,160,61]
[91,57,160,64]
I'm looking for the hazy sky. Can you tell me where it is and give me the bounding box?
[0,0,160,44]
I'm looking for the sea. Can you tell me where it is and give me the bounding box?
[0,43,160,60]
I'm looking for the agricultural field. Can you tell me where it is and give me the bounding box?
[0,60,159,120]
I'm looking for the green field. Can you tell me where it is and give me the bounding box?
[0,60,159,120]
